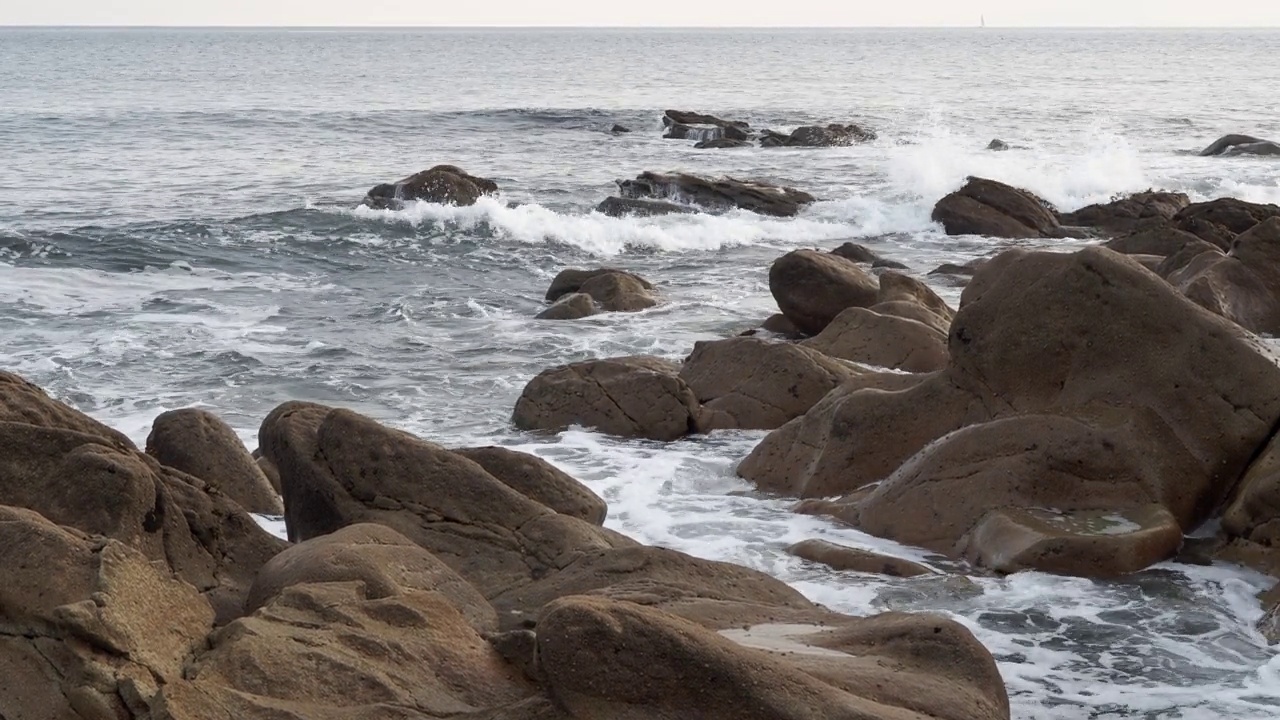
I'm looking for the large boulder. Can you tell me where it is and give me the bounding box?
[512,356,705,441]
[931,177,1064,238]
[453,446,607,525]
[871,270,955,334]
[617,171,816,217]
[0,382,286,622]
[1103,226,1205,256]
[259,402,628,598]
[741,247,1280,576]
[802,307,949,373]
[245,523,498,630]
[1165,217,1280,334]
[680,337,860,430]
[544,268,653,303]
[146,407,283,515]
[536,596,1009,720]
[1059,191,1190,233]
[759,123,876,147]
[1199,134,1280,157]
[158,581,532,719]
[0,506,215,720]
[0,371,133,448]
[576,272,658,312]
[539,268,659,316]
[768,249,879,335]
[1171,197,1280,250]
[363,165,497,209]
[536,293,600,320]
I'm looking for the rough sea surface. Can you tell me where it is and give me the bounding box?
[4,27,1280,719]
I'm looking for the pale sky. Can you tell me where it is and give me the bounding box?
[2,0,1279,27]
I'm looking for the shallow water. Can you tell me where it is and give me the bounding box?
[4,27,1280,718]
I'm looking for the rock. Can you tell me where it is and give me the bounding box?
[576,271,658,312]
[1155,238,1224,280]
[741,247,1280,576]
[1164,218,1280,334]
[536,292,600,320]
[544,268,653,303]
[617,171,816,217]
[1103,226,1204,256]
[802,307,949,372]
[610,123,631,133]
[159,581,531,718]
[786,539,934,577]
[929,259,987,277]
[1223,431,1280,548]
[0,506,215,720]
[874,270,955,333]
[1172,197,1280,250]
[595,196,696,217]
[1199,134,1280,157]
[454,446,607,525]
[829,241,884,264]
[245,523,499,631]
[931,177,1063,238]
[0,393,286,622]
[0,370,133,448]
[256,453,282,495]
[759,313,803,337]
[363,164,497,209]
[760,123,876,147]
[664,122,726,142]
[987,139,1010,151]
[1059,191,1190,233]
[680,337,860,430]
[664,109,750,133]
[694,138,753,149]
[146,408,283,515]
[536,596,1009,720]
[768,249,880,334]
[259,402,627,598]
[512,356,703,441]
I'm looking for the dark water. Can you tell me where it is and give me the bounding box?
[3,28,1280,718]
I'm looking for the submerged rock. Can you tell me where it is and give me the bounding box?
[1199,133,1280,157]
[544,267,653,303]
[760,123,876,147]
[931,177,1065,238]
[741,247,1280,577]
[362,164,497,209]
[617,171,816,217]
[663,109,750,132]
[987,139,1010,151]
[596,195,696,217]
[610,123,632,133]
[541,268,656,315]
[694,138,753,149]
[536,292,600,320]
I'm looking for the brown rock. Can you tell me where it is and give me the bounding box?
[931,177,1063,238]
[1165,217,1280,335]
[759,312,803,337]
[245,523,498,631]
[1155,238,1224,280]
[1172,197,1280,249]
[617,171,816,217]
[544,268,652,303]
[454,446,607,524]
[363,164,497,209]
[536,596,1009,720]
[1059,191,1189,233]
[259,402,626,598]
[0,371,132,448]
[0,506,214,720]
[679,337,860,430]
[536,292,600,320]
[802,307,949,373]
[0,420,285,623]
[146,407,283,515]
[744,247,1280,576]
[786,539,934,577]
[760,123,877,147]
[1222,430,1280,547]
[769,249,880,334]
[160,581,531,718]
[1104,226,1204,256]
[256,453,282,495]
[512,356,703,441]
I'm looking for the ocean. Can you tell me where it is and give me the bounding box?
[3,27,1280,718]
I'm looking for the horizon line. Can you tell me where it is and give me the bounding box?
[3,23,1278,30]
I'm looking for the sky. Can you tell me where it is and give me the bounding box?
[2,0,1279,27]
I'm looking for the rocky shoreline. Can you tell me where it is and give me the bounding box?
[7,115,1280,717]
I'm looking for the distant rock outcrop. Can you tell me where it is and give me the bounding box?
[1199,134,1280,157]
[617,171,816,217]
[363,165,498,209]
